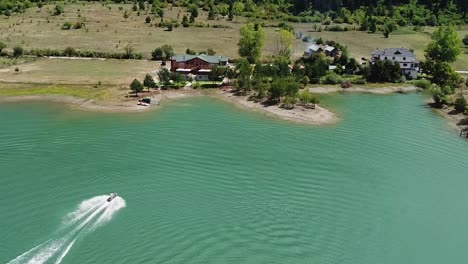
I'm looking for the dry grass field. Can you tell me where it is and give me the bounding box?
[0,2,295,59]
[0,58,160,85]
[0,2,466,68]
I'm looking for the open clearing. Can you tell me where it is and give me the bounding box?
[2,2,466,69]
[0,58,160,85]
[0,3,298,59]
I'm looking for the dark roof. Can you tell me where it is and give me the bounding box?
[171,54,229,63]
[371,48,415,57]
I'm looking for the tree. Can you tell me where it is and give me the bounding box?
[152,47,163,60]
[209,65,227,85]
[63,47,76,57]
[182,15,189,27]
[423,25,461,90]
[383,20,396,38]
[364,60,401,83]
[143,74,156,91]
[123,10,129,20]
[54,4,64,16]
[158,67,171,85]
[207,48,216,55]
[454,95,467,112]
[276,29,294,58]
[124,44,134,59]
[186,48,196,55]
[0,42,6,52]
[161,44,174,60]
[62,21,72,30]
[138,1,145,10]
[13,46,23,57]
[269,77,300,103]
[425,25,461,63]
[235,58,253,94]
[171,72,185,88]
[130,79,144,96]
[463,35,468,46]
[238,23,265,63]
[167,23,173,31]
[298,90,320,108]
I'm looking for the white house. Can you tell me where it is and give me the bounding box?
[371,48,419,79]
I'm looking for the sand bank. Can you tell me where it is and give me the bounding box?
[309,86,419,94]
[215,89,338,125]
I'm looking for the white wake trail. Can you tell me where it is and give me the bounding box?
[54,238,76,264]
[7,194,125,264]
[26,203,109,264]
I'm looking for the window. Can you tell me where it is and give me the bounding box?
[392,57,395,60]
[385,57,387,60]
[403,57,406,60]
[403,64,408,67]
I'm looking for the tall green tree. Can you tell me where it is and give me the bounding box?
[235,58,253,94]
[13,45,23,57]
[238,23,265,63]
[143,74,156,91]
[158,68,171,85]
[276,29,294,58]
[422,25,461,87]
[425,25,461,63]
[130,79,144,96]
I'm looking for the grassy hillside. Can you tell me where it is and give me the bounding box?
[0,3,467,70]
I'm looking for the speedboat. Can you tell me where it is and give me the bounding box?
[107,193,117,202]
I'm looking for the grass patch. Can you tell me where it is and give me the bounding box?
[0,58,159,85]
[0,83,114,100]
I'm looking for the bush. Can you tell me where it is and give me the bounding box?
[454,95,467,112]
[13,46,23,57]
[62,22,72,30]
[320,72,343,85]
[349,76,367,85]
[463,35,468,46]
[413,78,431,89]
[54,4,64,16]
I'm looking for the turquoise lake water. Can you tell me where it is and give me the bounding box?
[0,93,467,264]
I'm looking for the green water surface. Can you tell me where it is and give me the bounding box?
[0,93,467,264]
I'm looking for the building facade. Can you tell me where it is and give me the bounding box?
[371,48,419,79]
[170,54,229,81]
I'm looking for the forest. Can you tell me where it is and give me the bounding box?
[1,0,467,26]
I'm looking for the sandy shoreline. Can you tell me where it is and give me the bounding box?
[215,89,338,125]
[431,104,468,135]
[0,89,338,125]
[308,85,420,94]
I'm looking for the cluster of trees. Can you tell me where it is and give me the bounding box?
[419,25,465,112]
[25,45,143,59]
[151,44,174,60]
[0,42,24,57]
[130,69,188,95]
[185,48,216,56]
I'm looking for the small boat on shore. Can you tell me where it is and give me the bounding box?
[138,97,151,106]
[107,193,117,202]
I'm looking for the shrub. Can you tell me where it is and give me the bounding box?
[320,71,343,85]
[463,35,468,46]
[62,22,72,30]
[0,42,6,52]
[145,16,151,23]
[454,95,467,112]
[13,46,23,57]
[74,22,84,29]
[413,78,431,89]
[349,76,367,85]
[54,4,64,16]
